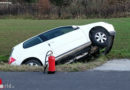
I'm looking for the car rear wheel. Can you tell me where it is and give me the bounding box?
[24,59,42,66]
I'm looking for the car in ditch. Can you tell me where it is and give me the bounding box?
[8,22,116,66]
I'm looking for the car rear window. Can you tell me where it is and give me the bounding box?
[23,37,42,48]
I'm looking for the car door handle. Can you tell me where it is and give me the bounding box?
[48,43,51,46]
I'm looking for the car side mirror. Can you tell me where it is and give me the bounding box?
[72,26,79,30]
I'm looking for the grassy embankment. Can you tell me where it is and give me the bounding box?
[0,18,130,71]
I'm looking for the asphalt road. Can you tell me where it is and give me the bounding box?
[0,71,130,90]
[94,59,130,71]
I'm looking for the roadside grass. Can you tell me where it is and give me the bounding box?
[0,18,130,71]
[56,55,108,72]
[0,18,130,61]
[0,55,9,62]
[0,55,107,72]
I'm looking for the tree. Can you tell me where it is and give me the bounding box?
[38,0,50,14]
[49,0,71,17]
[25,0,37,3]
[0,0,8,1]
[9,0,37,4]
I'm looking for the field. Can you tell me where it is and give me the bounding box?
[0,18,130,62]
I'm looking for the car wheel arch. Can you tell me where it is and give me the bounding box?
[89,26,110,39]
[21,57,43,66]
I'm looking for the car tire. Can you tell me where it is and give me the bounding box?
[102,36,114,55]
[24,59,42,66]
[90,28,110,47]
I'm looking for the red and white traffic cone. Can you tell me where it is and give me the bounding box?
[0,78,4,89]
[48,55,56,74]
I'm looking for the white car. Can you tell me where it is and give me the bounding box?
[9,22,116,66]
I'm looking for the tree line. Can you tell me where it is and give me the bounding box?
[0,0,129,19]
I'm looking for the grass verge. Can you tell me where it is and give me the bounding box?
[0,18,130,61]
[0,55,107,72]
[0,55,9,62]
[0,18,129,72]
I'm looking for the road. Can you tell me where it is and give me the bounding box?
[94,59,130,71]
[0,71,130,90]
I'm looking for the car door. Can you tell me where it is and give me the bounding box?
[41,26,87,57]
[23,36,52,65]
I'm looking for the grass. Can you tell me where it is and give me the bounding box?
[56,55,108,72]
[0,18,130,61]
[0,55,107,72]
[0,18,130,71]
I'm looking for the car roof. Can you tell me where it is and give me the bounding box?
[22,25,78,43]
[39,25,78,36]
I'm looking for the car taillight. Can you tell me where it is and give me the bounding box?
[8,57,16,64]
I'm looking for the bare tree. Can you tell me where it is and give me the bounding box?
[38,0,50,15]
[50,0,71,18]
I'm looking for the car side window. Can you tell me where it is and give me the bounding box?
[39,26,78,41]
[23,36,42,48]
[60,26,77,34]
[39,28,64,41]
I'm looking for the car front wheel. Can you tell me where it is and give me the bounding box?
[90,28,114,55]
[90,29,110,47]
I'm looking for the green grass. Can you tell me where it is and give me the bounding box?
[0,18,130,62]
[0,55,107,72]
[56,55,108,72]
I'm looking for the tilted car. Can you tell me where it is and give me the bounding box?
[9,22,116,66]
